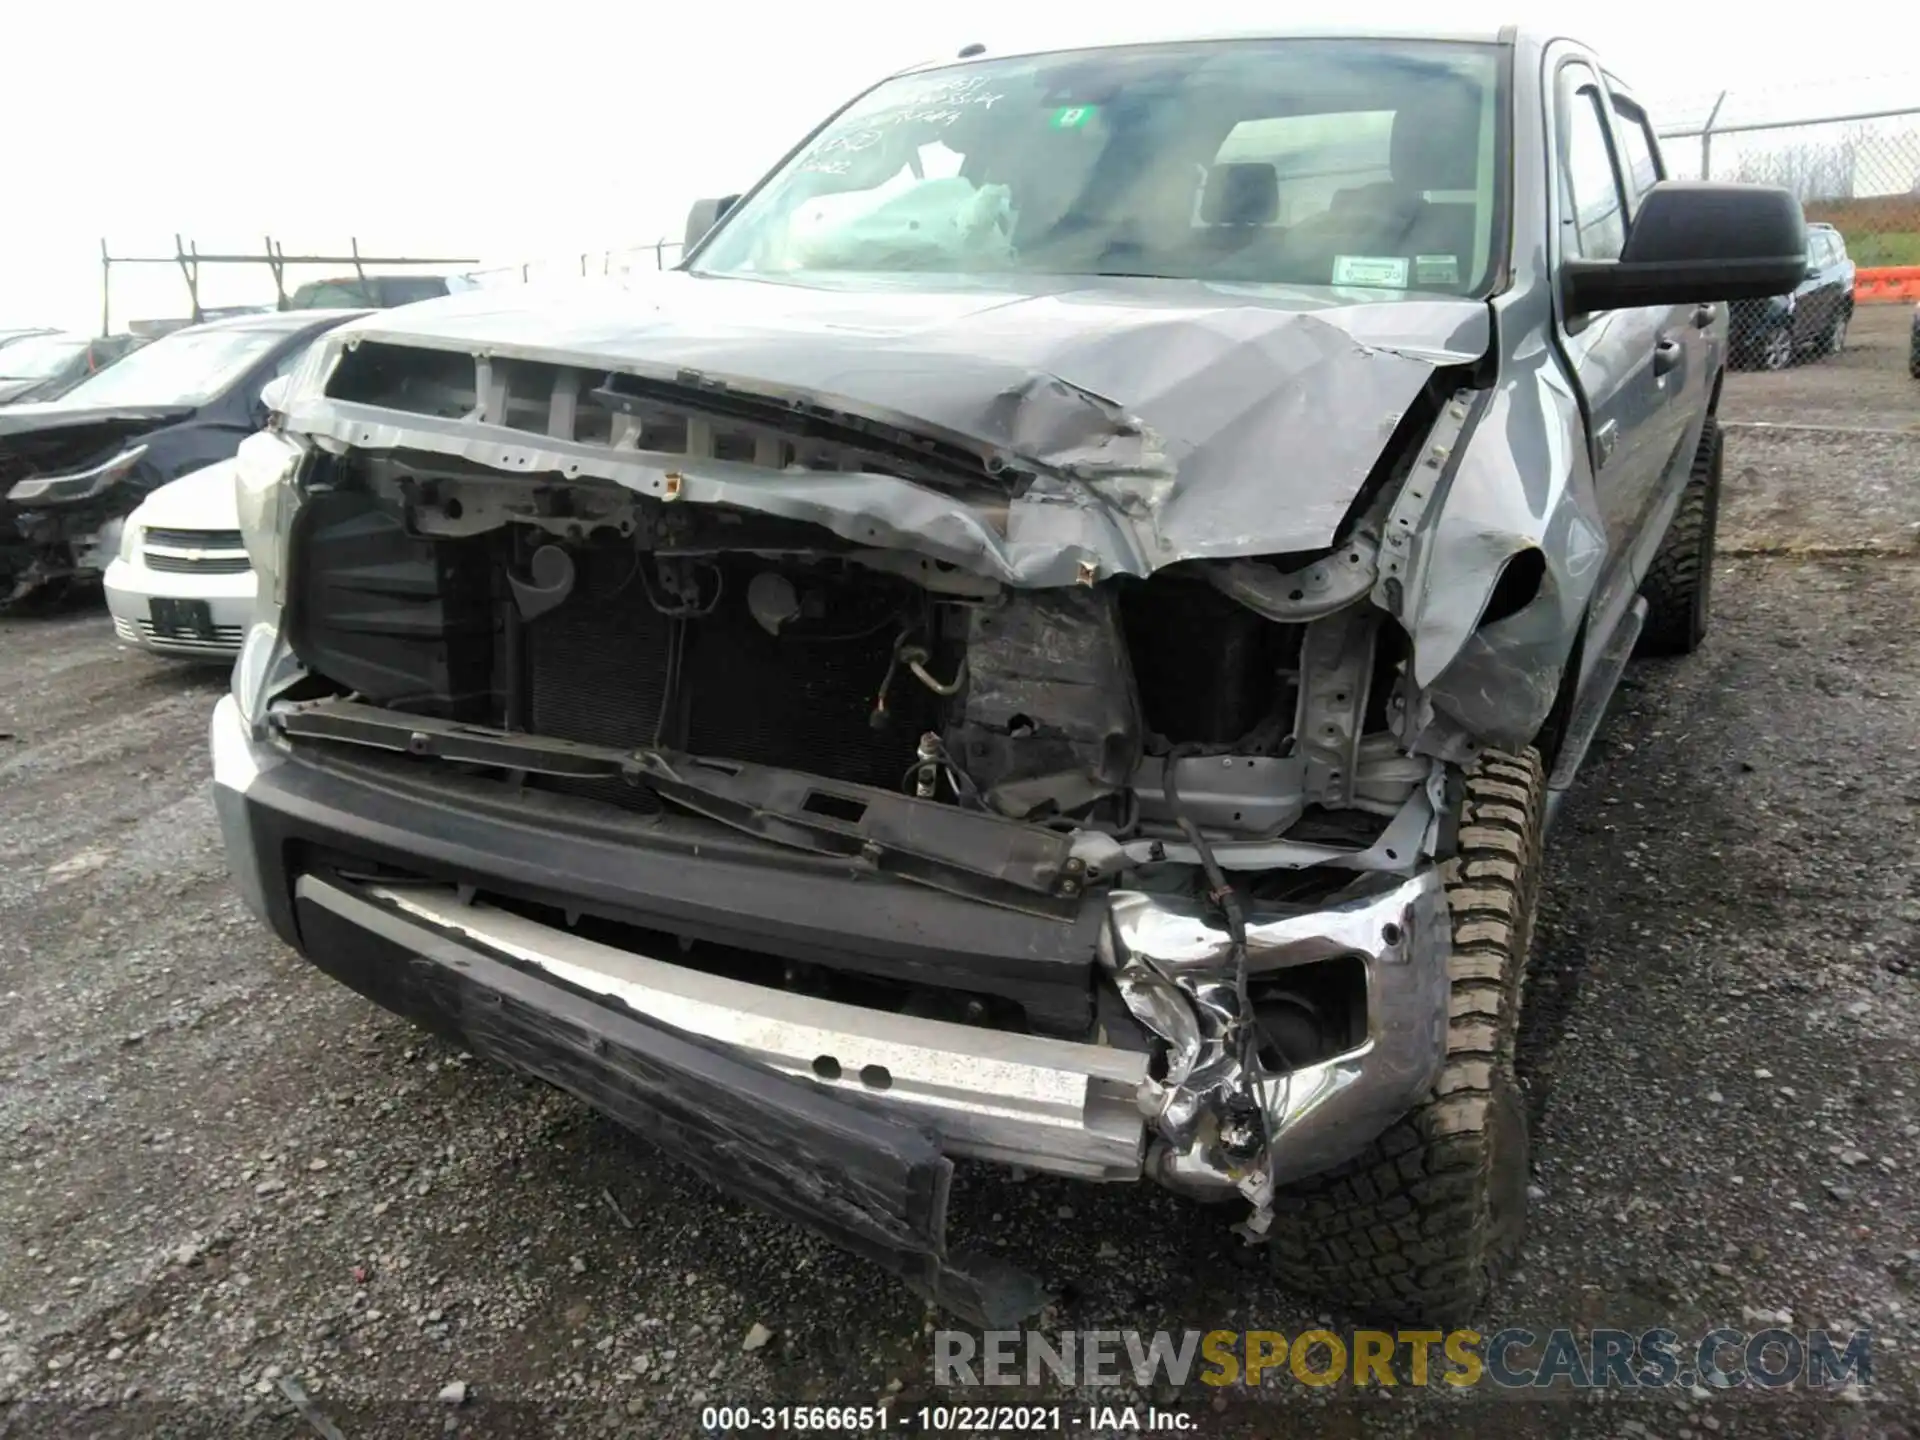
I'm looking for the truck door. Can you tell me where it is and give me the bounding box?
[1550,60,1698,595]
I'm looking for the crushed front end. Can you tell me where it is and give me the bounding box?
[0,419,172,600]
[215,301,1593,1319]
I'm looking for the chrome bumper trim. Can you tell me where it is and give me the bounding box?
[352,881,1150,1181]
[1106,870,1452,1192]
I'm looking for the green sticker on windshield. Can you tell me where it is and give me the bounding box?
[1050,104,1097,129]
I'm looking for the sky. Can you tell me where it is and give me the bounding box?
[5,0,1918,334]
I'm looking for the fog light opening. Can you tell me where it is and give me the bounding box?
[1250,952,1371,1069]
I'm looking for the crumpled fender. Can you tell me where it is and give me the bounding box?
[1388,342,1607,750]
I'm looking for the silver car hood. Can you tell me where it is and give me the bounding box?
[302,271,1491,581]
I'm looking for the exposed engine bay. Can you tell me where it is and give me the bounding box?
[270,429,1466,1226]
[279,453,1440,894]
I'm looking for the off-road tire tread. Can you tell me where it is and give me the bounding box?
[1638,416,1721,657]
[1267,748,1545,1322]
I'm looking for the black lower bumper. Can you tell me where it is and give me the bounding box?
[296,874,1044,1326]
[230,734,1098,1036]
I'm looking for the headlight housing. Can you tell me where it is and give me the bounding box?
[231,426,311,733]
[117,508,145,563]
[233,429,302,607]
[7,444,149,505]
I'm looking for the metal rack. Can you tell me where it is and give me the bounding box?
[98,234,478,334]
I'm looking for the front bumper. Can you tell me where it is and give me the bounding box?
[9,502,128,592]
[212,692,1452,1312]
[292,872,1051,1324]
[105,558,255,658]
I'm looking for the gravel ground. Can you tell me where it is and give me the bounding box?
[2,323,1918,1438]
[1720,303,1919,431]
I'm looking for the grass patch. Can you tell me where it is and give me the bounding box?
[1846,231,1920,267]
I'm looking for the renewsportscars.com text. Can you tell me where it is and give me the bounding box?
[934,1327,1872,1391]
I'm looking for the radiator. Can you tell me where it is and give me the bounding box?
[527,554,939,793]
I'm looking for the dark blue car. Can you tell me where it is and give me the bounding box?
[1730,221,1856,369]
[0,308,364,600]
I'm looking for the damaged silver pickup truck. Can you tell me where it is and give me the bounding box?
[213,29,1805,1322]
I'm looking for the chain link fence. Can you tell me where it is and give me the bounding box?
[1660,92,1920,368]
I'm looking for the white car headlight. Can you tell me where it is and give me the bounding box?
[233,429,302,606]
[117,507,145,563]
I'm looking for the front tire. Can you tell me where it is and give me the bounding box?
[1638,416,1722,657]
[1268,748,1544,1322]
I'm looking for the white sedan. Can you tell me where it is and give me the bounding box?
[104,458,254,659]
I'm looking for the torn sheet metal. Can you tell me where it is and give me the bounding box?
[1385,347,1606,749]
[1117,763,1444,873]
[1200,531,1381,622]
[949,587,1141,820]
[285,273,1489,587]
[1103,869,1452,1195]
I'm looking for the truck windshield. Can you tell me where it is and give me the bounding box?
[693,38,1505,297]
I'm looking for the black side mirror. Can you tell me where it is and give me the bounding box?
[1563,181,1808,314]
[684,195,742,255]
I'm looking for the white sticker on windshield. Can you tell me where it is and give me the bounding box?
[1332,255,1410,289]
[1415,254,1462,287]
